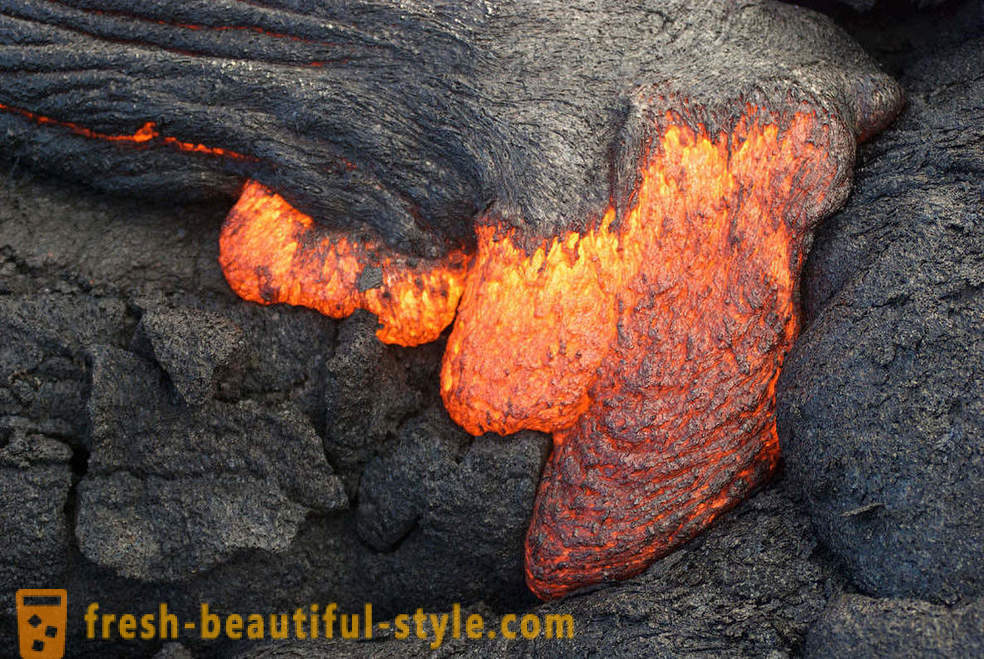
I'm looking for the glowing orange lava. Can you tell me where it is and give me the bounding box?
[442,106,835,598]
[219,181,471,346]
[217,105,841,600]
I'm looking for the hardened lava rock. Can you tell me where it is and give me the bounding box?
[777,1,984,604]
[0,294,127,607]
[805,594,984,657]
[233,480,842,657]
[79,344,347,581]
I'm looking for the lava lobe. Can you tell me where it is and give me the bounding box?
[219,104,880,599]
[220,181,471,346]
[445,108,833,597]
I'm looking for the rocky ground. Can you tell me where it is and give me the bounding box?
[0,0,982,657]
[780,0,984,606]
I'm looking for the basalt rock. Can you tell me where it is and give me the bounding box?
[356,409,550,612]
[0,293,124,607]
[805,594,984,657]
[131,307,246,406]
[78,344,347,581]
[804,0,951,14]
[153,643,196,659]
[777,0,984,603]
[0,172,559,655]
[323,312,424,497]
[0,1,895,252]
[0,431,73,615]
[235,479,843,657]
[0,294,127,441]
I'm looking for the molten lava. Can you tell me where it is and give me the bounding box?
[217,105,837,599]
[441,107,833,598]
[0,0,903,606]
[219,181,470,346]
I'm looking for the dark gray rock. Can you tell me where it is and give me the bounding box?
[0,294,127,441]
[806,594,984,657]
[0,174,230,302]
[0,292,121,614]
[0,1,898,258]
[805,0,951,14]
[0,431,73,615]
[236,480,843,657]
[324,312,423,497]
[777,1,984,603]
[356,410,465,553]
[63,413,552,654]
[213,303,336,425]
[357,409,550,612]
[0,172,557,654]
[132,307,245,406]
[77,345,347,581]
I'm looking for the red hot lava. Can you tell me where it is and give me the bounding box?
[221,105,842,598]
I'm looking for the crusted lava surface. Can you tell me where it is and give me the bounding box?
[0,0,902,598]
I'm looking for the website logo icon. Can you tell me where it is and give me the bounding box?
[16,589,67,659]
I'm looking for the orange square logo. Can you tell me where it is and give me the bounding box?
[15,589,67,659]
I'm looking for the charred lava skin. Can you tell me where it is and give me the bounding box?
[0,1,902,599]
[0,1,897,255]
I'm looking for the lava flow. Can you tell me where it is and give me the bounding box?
[442,106,835,598]
[219,181,471,346]
[219,104,839,599]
